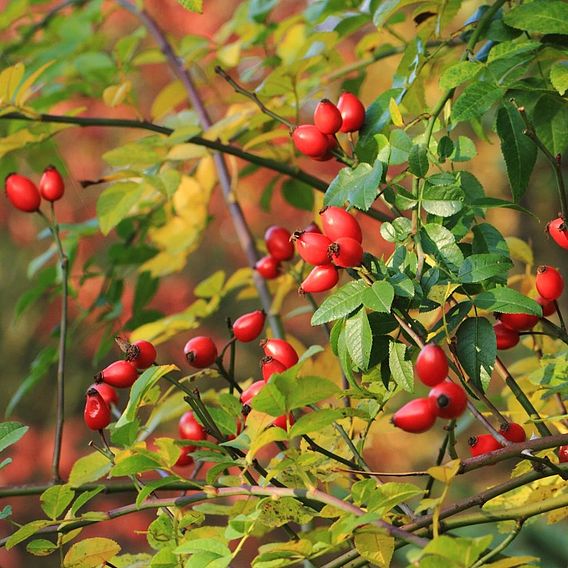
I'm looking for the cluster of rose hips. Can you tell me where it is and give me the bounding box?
[4,167,65,212]
[546,215,568,250]
[292,93,365,160]
[83,339,158,431]
[255,206,364,295]
[494,265,564,350]
[390,344,533,458]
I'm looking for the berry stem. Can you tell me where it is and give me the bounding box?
[553,300,567,334]
[38,209,68,484]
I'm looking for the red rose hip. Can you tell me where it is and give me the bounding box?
[264,226,294,261]
[498,312,538,331]
[261,356,287,382]
[337,92,365,133]
[328,237,363,268]
[91,382,119,407]
[558,445,568,463]
[97,360,138,388]
[313,99,343,134]
[178,411,206,446]
[233,310,266,343]
[292,231,332,266]
[415,344,448,386]
[241,380,266,405]
[4,173,41,212]
[184,336,218,368]
[469,434,503,457]
[536,265,564,301]
[39,166,65,202]
[499,422,526,443]
[292,125,329,157]
[261,338,299,369]
[127,340,157,369]
[494,322,519,350]
[84,387,111,431]
[429,381,468,419]
[392,398,437,433]
[536,295,556,317]
[546,217,568,250]
[320,206,363,243]
[299,264,339,294]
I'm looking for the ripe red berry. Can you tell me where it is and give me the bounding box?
[320,206,363,243]
[127,340,157,369]
[292,231,332,266]
[312,135,337,161]
[498,312,539,331]
[299,264,339,294]
[233,310,266,343]
[546,217,568,250]
[255,255,281,279]
[261,356,287,382]
[91,382,118,407]
[469,434,503,457]
[178,411,206,448]
[392,398,437,433]
[272,414,294,430]
[536,265,564,301]
[494,322,519,350]
[84,387,111,431]
[241,380,266,405]
[429,381,468,419]
[536,295,556,317]
[499,422,526,443]
[261,338,299,369]
[264,226,294,261]
[184,336,218,368]
[4,173,41,212]
[97,360,138,388]
[328,237,363,268]
[39,166,65,202]
[558,445,568,463]
[314,99,343,134]
[175,447,193,467]
[415,344,448,387]
[292,125,329,158]
[337,92,365,133]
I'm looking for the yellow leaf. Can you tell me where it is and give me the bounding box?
[15,61,54,106]
[276,24,306,65]
[203,103,257,143]
[243,129,289,151]
[151,80,187,121]
[63,537,120,568]
[485,556,540,568]
[247,425,288,463]
[427,459,461,483]
[102,81,132,108]
[196,155,217,192]
[218,40,242,67]
[166,143,208,160]
[506,237,533,265]
[0,63,24,103]
[389,97,404,127]
[354,528,394,568]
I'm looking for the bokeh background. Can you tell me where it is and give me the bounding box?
[0,0,567,566]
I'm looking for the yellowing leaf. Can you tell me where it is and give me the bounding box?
[63,537,120,568]
[15,61,54,106]
[389,97,404,127]
[427,459,461,483]
[166,143,208,160]
[204,103,257,143]
[0,63,24,103]
[505,236,533,265]
[247,425,288,462]
[218,40,242,67]
[103,81,132,108]
[151,80,187,121]
[243,129,289,151]
[196,156,217,192]
[276,24,306,65]
[354,528,394,568]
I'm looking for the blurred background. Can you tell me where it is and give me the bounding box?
[0,0,567,566]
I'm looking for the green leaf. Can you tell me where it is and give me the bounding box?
[5,346,58,417]
[111,454,162,477]
[422,184,464,217]
[176,0,203,13]
[70,485,105,516]
[345,308,373,370]
[470,197,536,217]
[63,537,121,568]
[311,280,366,326]
[455,318,496,391]
[288,408,354,438]
[174,538,231,556]
[281,179,314,211]
[439,61,482,90]
[68,451,113,488]
[248,0,278,22]
[251,375,340,416]
[449,136,477,162]
[388,342,413,392]
[422,535,493,566]
[533,94,568,157]
[354,528,394,568]
[363,281,394,313]
[258,497,317,527]
[115,365,177,428]
[458,253,513,283]
[26,539,58,557]
[97,182,146,236]
[472,223,509,256]
[0,421,28,453]
[474,288,542,316]
[420,224,464,274]
[103,144,160,167]
[550,62,568,96]
[324,160,384,211]
[5,520,52,550]
[451,81,503,123]
[496,102,537,202]
[504,0,568,35]
[40,484,75,520]
[437,136,454,161]
[408,144,429,177]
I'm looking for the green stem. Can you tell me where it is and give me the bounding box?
[470,522,523,568]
